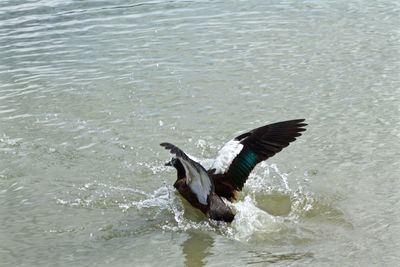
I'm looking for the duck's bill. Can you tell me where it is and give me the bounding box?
[164,161,172,166]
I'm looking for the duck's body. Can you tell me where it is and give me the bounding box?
[161,119,307,222]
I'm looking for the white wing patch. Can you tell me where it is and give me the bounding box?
[179,158,212,205]
[211,140,244,174]
[186,153,200,162]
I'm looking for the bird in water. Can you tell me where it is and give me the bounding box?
[161,119,307,222]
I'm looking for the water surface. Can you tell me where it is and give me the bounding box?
[1,0,400,266]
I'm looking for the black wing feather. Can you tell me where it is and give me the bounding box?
[160,142,205,173]
[226,119,307,190]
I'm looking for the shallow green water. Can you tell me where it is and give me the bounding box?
[1,0,400,266]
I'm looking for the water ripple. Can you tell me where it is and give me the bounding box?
[1,0,399,266]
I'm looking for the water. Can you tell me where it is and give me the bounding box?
[1,0,399,266]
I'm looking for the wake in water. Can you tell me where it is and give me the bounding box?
[124,159,317,241]
[55,136,325,243]
[55,157,318,242]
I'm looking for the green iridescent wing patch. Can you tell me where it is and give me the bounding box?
[228,149,258,189]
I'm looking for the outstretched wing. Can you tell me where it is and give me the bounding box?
[210,119,307,191]
[160,142,213,205]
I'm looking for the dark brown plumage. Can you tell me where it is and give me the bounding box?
[162,143,235,222]
[161,119,307,222]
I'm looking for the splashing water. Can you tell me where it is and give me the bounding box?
[229,196,283,241]
[54,153,317,242]
[121,159,317,241]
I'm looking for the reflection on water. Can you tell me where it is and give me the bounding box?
[246,250,314,265]
[182,231,214,267]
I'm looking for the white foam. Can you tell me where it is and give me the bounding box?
[229,196,282,241]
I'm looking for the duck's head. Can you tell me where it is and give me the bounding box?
[164,157,185,180]
[164,157,178,167]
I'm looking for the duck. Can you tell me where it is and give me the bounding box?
[161,119,307,222]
